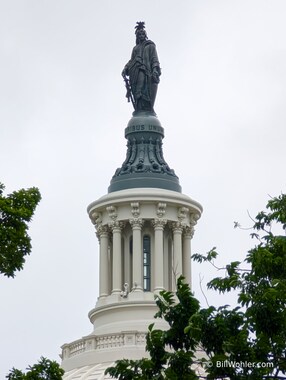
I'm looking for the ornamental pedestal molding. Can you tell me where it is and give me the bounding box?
[108,115,181,193]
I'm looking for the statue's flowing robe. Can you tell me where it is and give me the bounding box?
[125,40,161,112]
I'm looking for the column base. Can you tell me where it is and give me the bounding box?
[98,294,108,299]
[128,290,145,301]
[154,287,164,294]
[131,283,143,292]
[109,292,122,303]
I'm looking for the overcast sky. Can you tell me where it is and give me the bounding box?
[0,0,285,377]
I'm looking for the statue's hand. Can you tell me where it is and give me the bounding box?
[152,70,160,84]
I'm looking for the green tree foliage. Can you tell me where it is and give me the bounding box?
[6,357,64,380]
[106,277,201,379]
[106,194,286,379]
[1,187,61,379]
[0,183,41,277]
[194,193,286,379]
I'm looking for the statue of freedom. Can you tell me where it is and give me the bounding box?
[122,22,161,115]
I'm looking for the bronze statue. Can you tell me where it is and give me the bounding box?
[122,22,161,115]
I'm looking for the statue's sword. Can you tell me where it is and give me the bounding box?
[122,75,135,109]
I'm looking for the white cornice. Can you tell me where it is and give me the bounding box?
[87,188,203,215]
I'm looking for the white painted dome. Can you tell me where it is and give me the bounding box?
[63,363,114,380]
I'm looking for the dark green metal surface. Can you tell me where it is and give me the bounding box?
[108,114,181,193]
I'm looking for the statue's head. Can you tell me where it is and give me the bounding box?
[135,21,148,44]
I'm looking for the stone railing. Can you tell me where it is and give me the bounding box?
[61,331,147,360]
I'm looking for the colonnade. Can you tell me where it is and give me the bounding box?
[96,218,194,299]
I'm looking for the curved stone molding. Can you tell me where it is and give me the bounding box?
[62,331,147,360]
[88,188,203,221]
[108,115,181,193]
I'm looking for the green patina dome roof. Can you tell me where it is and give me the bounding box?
[108,113,181,193]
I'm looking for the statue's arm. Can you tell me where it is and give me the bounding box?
[122,47,136,77]
[150,44,161,83]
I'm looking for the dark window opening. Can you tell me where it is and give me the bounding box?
[143,235,151,291]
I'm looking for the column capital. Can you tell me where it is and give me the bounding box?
[95,223,110,240]
[108,220,125,232]
[129,218,144,229]
[171,221,184,233]
[183,225,194,239]
[152,218,167,230]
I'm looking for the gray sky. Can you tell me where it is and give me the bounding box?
[0,0,285,376]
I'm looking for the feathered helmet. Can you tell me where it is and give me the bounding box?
[135,21,147,39]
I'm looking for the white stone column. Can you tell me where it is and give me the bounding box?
[152,218,167,293]
[97,225,109,298]
[130,218,144,291]
[172,222,183,282]
[182,226,194,287]
[123,235,131,287]
[110,221,123,294]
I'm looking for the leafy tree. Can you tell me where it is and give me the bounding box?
[106,277,202,380]
[6,357,64,380]
[0,182,41,277]
[1,187,61,379]
[194,193,286,379]
[106,194,286,379]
